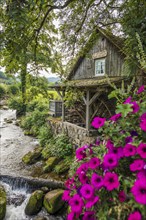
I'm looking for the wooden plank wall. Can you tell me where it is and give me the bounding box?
[72,36,125,80]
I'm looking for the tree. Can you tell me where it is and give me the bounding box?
[0,0,58,113]
[0,0,146,103]
[121,0,146,58]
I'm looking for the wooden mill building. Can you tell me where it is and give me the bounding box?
[48,28,143,145]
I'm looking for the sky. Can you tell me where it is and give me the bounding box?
[0,66,58,78]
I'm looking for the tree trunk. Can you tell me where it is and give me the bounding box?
[20,63,27,115]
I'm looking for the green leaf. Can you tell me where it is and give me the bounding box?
[116,104,133,117]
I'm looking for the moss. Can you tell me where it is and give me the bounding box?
[24,130,33,136]
[0,186,6,220]
[54,160,70,174]
[25,190,44,216]
[22,147,42,165]
[43,157,60,173]
[41,145,52,160]
[43,189,65,214]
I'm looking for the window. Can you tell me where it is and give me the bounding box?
[95,58,105,76]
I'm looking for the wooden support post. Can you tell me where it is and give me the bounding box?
[86,90,90,131]
[62,90,65,122]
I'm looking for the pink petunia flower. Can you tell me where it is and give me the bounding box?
[140,119,146,132]
[85,196,99,209]
[125,136,133,144]
[103,153,118,169]
[124,96,132,104]
[131,180,146,205]
[140,112,146,120]
[137,85,145,94]
[91,117,106,129]
[88,157,100,169]
[128,211,142,220]
[65,177,75,189]
[62,190,70,201]
[109,113,121,122]
[69,194,84,213]
[118,190,126,202]
[131,101,140,113]
[76,163,88,174]
[108,146,124,159]
[104,172,120,191]
[137,143,146,158]
[80,184,94,200]
[123,144,137,157]
[130,159,145,172]
[137,169,146,181]
[83,211,96,220]
[67,212,74,220]
[76,147,86,160]
[91,173,103,190]
[79,172,89,184]
[106,139,114,150]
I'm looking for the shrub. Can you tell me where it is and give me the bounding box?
[8,84,20,95]
[21,110,48,135]
[26,99,49,112]
[8,96,25,116]
[41,134,73,159]
[63,85,146,220]
[50,134,73,158]
[0,84,7,99]
[38,125,53,147]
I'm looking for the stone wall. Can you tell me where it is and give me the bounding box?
[48,119,97,147]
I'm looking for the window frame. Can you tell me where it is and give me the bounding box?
[94,58,106,76]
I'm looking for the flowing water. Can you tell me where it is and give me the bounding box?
[0,177,65,220]
[0,109,39,176]
[0,109,65,220]
[0,181,31,220]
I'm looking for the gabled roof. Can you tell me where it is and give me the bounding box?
[67,27,125,80]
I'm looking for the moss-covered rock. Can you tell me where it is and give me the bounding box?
[25,190,44,216]
[22,147,42,165]
[24,130,33,136]
[33,217,47,220]
[54,160,70,174]
[0,186,6,220]
[43,157,60,173]
[43,189,65,214]
[41,146,51,160]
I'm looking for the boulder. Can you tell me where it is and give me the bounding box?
[33,217,47,220]
[43,157,60,173]
[2,106,8,110]
[0,186,6,220]
[43,189,65,214]
[22,147,42,165]
[14,119,21,126]
[41,187,49,193]
[54,160,70,174]
[25,190,44,216]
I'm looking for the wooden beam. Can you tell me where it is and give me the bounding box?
[83,96,87,105]
[86,90,90,131]
[89,91,102,106]
[55,89,63,99]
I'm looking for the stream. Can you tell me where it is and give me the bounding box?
[0,109,65,220]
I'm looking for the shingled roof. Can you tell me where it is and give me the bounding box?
[50,76,126,89]
[67,27,125,80]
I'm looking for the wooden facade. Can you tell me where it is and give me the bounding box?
[68,28,125,81]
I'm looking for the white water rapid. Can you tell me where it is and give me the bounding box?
[0,181,31,220]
